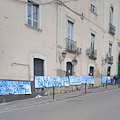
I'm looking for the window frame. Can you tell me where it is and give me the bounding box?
[90,30,96,50]
[66,16,75,41]
[110,5,114,25]
[90,0,98,15]
[26,0,42,32]
[91,33,95,49]
[109,43,112,56]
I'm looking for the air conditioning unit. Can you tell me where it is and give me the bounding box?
[76,47,82,54]
[106,53,111,57]
[86,48,92,55]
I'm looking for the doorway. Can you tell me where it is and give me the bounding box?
[66,62,73,77]
[107,66,111,76]
[34,58,44,77]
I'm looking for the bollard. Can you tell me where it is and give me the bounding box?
[105,80,107,89]
[53,86,54,100]
[85,83,87,94]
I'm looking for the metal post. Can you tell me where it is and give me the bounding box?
[85,83,87,94]
[105,80,107,89]
[53,86,54,100]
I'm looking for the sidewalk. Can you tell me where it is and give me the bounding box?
[0,85,119,112]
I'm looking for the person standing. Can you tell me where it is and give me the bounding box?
[114,75,119,86]
[113,75,116,85]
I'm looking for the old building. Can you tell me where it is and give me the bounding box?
[0,0,120,99]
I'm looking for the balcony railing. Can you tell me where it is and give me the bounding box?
[86,48,97,60]
[66,38,77,52]
[107,56,113,64]
[109,23,115,35]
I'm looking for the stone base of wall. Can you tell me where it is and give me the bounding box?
[44,84,88,96]
[94,78,101,87]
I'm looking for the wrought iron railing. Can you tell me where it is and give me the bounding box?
[107,56,113,64]
[66,38,77,52]
[88,48,97,60]
[109,23,115,35]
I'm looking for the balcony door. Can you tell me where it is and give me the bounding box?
[109,43,112,56]
[67,19,76,51]
[91,33,95,49]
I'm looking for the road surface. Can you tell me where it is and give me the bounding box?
[0,88,120,120]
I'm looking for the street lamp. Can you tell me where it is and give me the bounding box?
[59,51,67,63]
[59,51,67,76]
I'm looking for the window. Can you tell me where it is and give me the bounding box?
[66,17,76,51]
[91,0,97,14]
[110,5,114,25]
[109,43,112,56]
[91,33,95,49]
[67,20,74,40]
[26,0,41,30]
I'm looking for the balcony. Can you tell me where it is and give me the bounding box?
[109,23,115,35]
[65,38,77,53]
[86,48,97,60]
[106,56,113,64]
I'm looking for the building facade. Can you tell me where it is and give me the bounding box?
[0,0,120,98]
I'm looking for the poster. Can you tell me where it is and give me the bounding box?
[102,76,111,83]
[0,80,31,95]
[69,76,82,85]
[69,76,94,85]
[35,76,69,88]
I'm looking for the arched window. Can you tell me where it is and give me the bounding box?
[110,5,114,24]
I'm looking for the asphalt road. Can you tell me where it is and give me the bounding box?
[0,88,120,120]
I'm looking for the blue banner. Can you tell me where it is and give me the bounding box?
[69,76,94,85]
[86,76,94,84]
[102,76,111,83]
[81,76,94,84]
[0,80,31,95]
[35,76,69,88]
[69,76,82,85]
